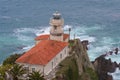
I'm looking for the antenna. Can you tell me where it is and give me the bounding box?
[68,28,71,41]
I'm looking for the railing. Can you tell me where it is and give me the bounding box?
[50,31,63,36]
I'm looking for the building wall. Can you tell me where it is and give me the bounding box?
[35,35,69,44]
[35,40,41,45]
[16,46,69,76]
[50,35,63,41]
[49,19,64,26]
[17,63,44,74]
[44,46,69,75]
[64,38,69,42]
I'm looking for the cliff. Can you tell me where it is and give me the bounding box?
[52,39,98,80]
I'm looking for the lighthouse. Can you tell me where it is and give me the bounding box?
[49,11,64,41]
[16,12,70,80]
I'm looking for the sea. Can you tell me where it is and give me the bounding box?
[0,0,120,79]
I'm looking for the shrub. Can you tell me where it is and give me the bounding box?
[85,68,98,80]
[3,54,22,65]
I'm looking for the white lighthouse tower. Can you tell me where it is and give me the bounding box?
[49,11,64,41]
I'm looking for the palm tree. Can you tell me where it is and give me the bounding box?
[28,71,45,80]
[0,64,12,80]
[10,64,26,80]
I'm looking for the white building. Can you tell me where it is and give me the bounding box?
[16,12,69,77]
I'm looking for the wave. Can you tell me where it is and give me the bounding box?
[13,27,40,41]
[69,24,102,42]
[108,68,120,80]
[0,15,11,19]
[13,45,34,54]
[13,25,117,61]
[79,35,96,42]
[88,45,111,61]
[14,27,39,34]
[63,25,72,31]
[13,24,100,49]
[105,52,120,64]
[35,27,50,36]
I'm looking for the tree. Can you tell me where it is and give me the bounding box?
[3,54,22,65]
[10,64,26,80]
[28,71,45,80]
[0,64,12,80]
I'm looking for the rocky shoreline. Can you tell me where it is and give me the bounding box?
[92,51,120,80]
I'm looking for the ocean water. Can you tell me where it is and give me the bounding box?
[0,0,120,79]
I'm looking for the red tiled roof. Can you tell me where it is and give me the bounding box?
[35,34,49,40]
[16,40,68,65]
[63,34,69,40]
[35,34,69,41]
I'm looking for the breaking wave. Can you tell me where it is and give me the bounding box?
[108,68,120,80]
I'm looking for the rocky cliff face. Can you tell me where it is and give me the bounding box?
[53,39,97,80]
[70,39,94,75]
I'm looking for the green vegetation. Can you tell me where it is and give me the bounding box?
[80,68,98,80]
[0,54,22,80]
[0,64,12,80]
[54,56,79,80]
[53,55,98,80]
[29,71,45,80]
[0,53,45,80]
[10,64,26,80]
[3,54,22,65]
[69,42,74,47]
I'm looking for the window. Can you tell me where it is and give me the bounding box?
[24,67,29,71]
[54,58,58,65]
[32,68,35,72]
[60,54,62,59]
[65,49,66,54]
[54,25,57,30]
[52,62,53,69]
[56,58,58,62]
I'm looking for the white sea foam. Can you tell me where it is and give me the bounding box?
[63,25,72,31]
[87,36,115,58]
[100,37,115,45]
[105,52,120,64]
[22,45,34,50]
[108,68,120,80]
[13,45,34,54]
[36,27,50,36]
[79,35,96,42]
[0,15,11,19]
[69,25,100,43]
[14,27,40,41]
[15,34,33,41]
[14,27,38,33]
[88,45,111,61]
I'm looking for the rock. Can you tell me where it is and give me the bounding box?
[107,75,113,80]
[119,63,120,70]
[114,48,119,55]
[81,40,89,45]
[109,51,113,55]
[81,40,89,50]
[93,55,118,80]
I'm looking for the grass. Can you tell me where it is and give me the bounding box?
[80,68,98,80]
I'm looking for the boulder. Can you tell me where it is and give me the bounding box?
[93,55,118,80]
